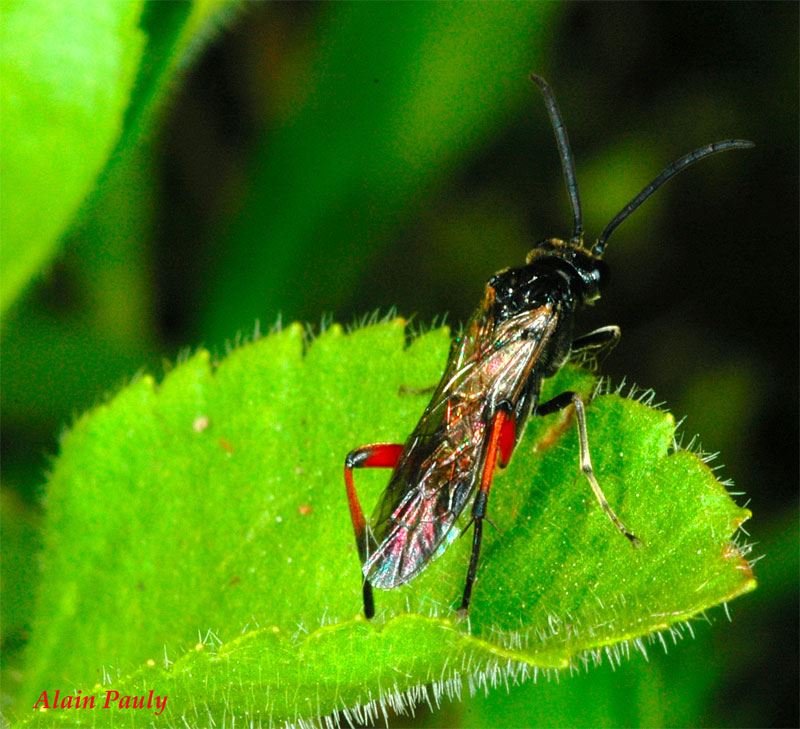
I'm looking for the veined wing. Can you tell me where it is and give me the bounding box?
[364,303,559,589]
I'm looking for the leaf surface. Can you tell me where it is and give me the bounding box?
[0,1,145,312]
[17,322,754,727]
[0,0,238,314]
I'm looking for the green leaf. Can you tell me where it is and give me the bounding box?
[451,512,796,729]
[0,0,239,314]
[15,321,754,726]
[1,0,241,432]
[0,1,145,312]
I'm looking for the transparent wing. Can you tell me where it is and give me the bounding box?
[364,411,486,588]
[364,300,559,589]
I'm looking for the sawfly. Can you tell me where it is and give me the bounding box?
[344,74,752,619]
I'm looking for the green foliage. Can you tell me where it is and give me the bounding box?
[0,1,144,312]
[450,512,796,729]
[0,0,238,314]
[16,322,753,727]
[1,490,40,643]
[204,2,559,340]
[1,4,793,727]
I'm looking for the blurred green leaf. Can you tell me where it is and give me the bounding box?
[1,489,42,714]
[15,322,752,726]
[118,0,240,155]
[579,137,661,256]
[457,652,678,729]
[0,297,151,429]
[204,2,560,341]
[0,143,160,434]
[0,1,145,313]
[0,0,239,315]
[1,0,241,434]
[1,489,41,644]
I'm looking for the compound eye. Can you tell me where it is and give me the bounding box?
[594,259,610,292]
[580,260,608,303]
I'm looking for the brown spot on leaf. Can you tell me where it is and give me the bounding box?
[535,410,573,452]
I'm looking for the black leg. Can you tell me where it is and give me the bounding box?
[459,491,489,616]
[458,409,510,617]
[538,390,640,547]
[344,443,404,618]
[459,520,483,616]
[362,580,375,620]
[570,325,621,367]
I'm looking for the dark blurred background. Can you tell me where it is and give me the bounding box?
[2,3,797,727]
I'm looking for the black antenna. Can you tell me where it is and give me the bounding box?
[592,139,754,257]
[531,74,583,245]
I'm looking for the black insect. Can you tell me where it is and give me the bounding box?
[344,74,752,619]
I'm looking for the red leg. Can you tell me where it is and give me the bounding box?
[343,443,403,618]
[497,412,516,468]
[460,409,509,615]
